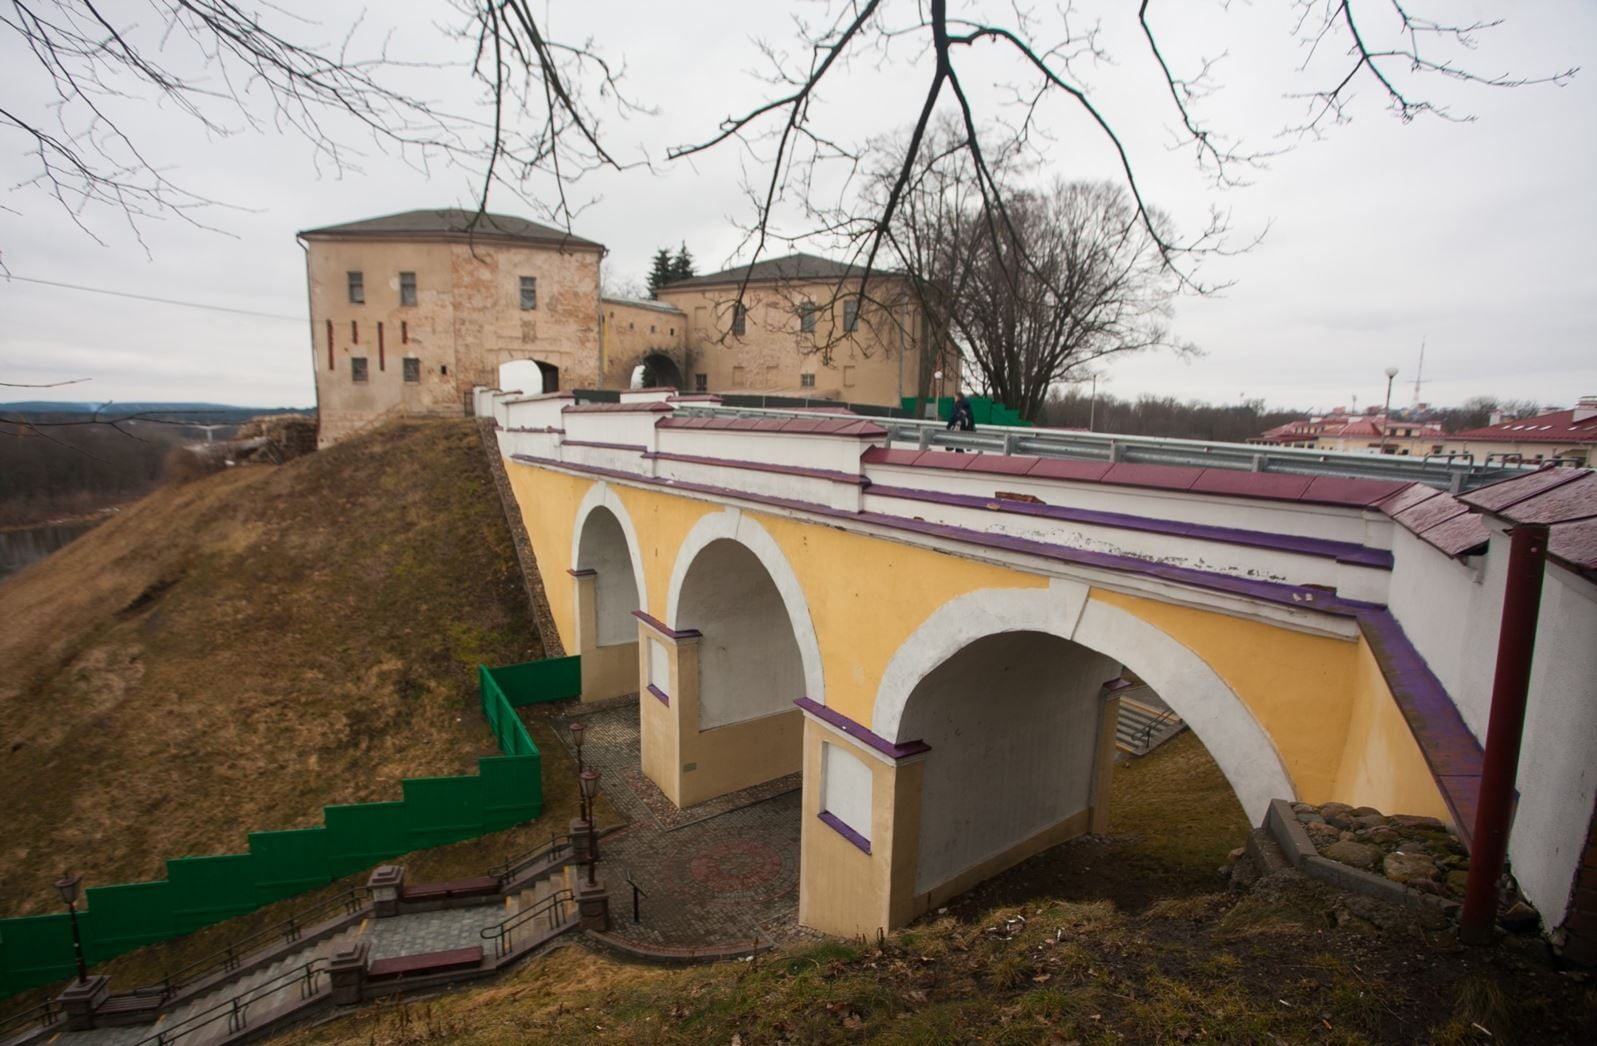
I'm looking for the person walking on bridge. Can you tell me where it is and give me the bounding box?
[948,393,975,433]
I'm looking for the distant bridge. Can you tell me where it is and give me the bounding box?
[477,387,1597,949]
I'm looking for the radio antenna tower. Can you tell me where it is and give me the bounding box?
[1412,336,1427,408]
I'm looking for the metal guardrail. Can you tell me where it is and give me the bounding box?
[133,888,362,1002]
[481,888,577,959]
[0,998,62,1042]
[130,957,327,1046]
[672,403,1538,493]
[493,833,570,888]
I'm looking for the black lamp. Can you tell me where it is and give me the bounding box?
[54,873,88,984]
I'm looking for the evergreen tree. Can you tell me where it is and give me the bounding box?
[646,248,674,299]
[669,243,696,282]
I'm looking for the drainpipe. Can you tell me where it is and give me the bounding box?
[1459,522,1549,944]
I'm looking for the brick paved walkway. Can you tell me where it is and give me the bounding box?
[544,699,818,949]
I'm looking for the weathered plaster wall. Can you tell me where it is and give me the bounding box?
[307,236,600,446]
[656,280,926,405]
[599,300,688,388]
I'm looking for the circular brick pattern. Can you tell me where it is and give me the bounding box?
[688,839,786,892]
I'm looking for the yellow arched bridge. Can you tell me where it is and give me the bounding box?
[478,387,1597,944]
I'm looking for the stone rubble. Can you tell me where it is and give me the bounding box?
[1291,801,1474,902]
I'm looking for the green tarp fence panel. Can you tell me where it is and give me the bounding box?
[900,396,1032,428]
[0,655,577,1000]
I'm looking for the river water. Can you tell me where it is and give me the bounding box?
[0,521,98,582]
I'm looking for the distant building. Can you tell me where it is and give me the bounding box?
[299,209,604,448]
[1251,412,1448,457]
[1445,397,1597,467]
[654,253,954,403]
[300,212,944,446]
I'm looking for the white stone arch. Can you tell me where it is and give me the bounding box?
[570,481,649,616]
[871,580,1294,822]
[666,507,825,705]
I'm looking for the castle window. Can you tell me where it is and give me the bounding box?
[399,271,417,306]
[731,303,747,337]
[520,276,537,310]
[695,373,707,392]
[403,357,420,383]
[800,373,816,388]
[843,299,859,333]
[347,271,364,304]
[798,302,816,332]
[351,357,368,383]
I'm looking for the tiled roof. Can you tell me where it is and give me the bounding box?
[1452,407,1597,444]
[659,415,887,438]
[1460,467,1597,575]
[659,252,895,290]
[299,208,603,249]
[1255,414,1445,443]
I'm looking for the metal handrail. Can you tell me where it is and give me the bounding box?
[1137,707,1178,752]
[0,998,63,1040]
[673,403,1535,492]
[130,957,327,1046]
[493,832,571,887]
[132,888,361,1001]
[479,888,577,959]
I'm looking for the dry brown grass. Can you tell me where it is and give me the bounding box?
[0,419,542,915]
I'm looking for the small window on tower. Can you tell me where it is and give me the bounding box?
[403,358,421,383]
[695,373,708,392]
[520,276,537,310]
[731,304,747,337]
[347,271,364,304]
[798,302,816,333]
[800,373,816,388]
[843,299,859,333]
[351,357,368,383]
[399,271,417,306]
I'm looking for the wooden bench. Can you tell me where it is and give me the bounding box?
[367,946,484,980]
[398,876,500,903]
[92,993,164,1026]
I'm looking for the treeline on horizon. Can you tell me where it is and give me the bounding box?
[0,408,303,528]
[1036,390,1523,442]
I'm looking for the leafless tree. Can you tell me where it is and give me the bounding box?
[1,1,642,266]
[950,178,1193,422]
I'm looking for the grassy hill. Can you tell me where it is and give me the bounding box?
[0,419,542,916]
[276,734,1594,1046]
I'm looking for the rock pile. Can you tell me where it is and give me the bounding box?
[1293,801,1470,899]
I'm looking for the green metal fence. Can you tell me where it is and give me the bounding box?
[0,655,581,999]
[901,396,1032,428]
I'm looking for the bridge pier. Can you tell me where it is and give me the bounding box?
[570,569,638,701]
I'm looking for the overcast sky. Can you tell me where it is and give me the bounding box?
[1,0,1592,413]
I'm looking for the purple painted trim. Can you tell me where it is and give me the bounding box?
[794,697,930,761]
[564,440,649,453]
[646,683,670,707]
[505,426,565,434]
[513,452,1485,852]
[631,610,702,640]
[567,568,597,577]
[818,811,871,855]
[646,451,869,487]
[1356,608,1484,849]
[866,483,1392,569]
[1101,677,1133,693]
[510,452,1380,620]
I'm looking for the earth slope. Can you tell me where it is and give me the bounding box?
[0,420,540,915]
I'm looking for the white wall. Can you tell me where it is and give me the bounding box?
[677,538,807,728]
[904,631,1117,894]
[822,742,873,843]
[659,426,879,478]
[576,507,643,647]
[1387,522,1597,929]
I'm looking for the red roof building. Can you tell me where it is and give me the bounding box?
[1447,397,1597,467]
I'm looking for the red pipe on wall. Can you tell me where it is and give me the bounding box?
[1459,522,1549,944]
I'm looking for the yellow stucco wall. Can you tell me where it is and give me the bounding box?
[507,458,1450,822]
[1330,638,1452,821]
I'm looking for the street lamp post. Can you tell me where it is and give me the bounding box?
[54,873,88,984]
[1380,366,1399,455]
[579,769,601,886]
[569,720,588,823]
